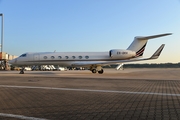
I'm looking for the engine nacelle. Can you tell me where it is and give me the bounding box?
[109,49,136,59]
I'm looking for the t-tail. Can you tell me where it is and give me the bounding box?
[127,33,172,57]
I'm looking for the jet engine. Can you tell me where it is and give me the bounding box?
[109,49,136,59]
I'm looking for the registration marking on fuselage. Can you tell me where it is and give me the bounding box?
[0,85,180,97]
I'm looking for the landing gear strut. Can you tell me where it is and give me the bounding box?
[19,67,25,74]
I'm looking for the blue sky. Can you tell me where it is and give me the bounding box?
[0,0,180,63]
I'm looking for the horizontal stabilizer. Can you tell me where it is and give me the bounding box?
[136,33,172,40]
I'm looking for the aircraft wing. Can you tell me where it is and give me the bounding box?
[72,44,165,66]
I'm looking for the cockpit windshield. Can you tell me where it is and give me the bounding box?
[20,53,27,57]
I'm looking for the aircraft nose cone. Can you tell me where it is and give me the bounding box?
[9,59,15,64]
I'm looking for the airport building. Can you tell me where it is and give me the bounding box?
[0,52,18,70]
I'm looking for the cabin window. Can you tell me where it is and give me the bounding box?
[79,56,82,59]
[58,56,62,59]
[72,56,76,59]
[85,56,89,59]
[117,52,121,54]
[20,54,27,57]
[44,56,47,59]
[51,56,55,59]
[65,56,69,59]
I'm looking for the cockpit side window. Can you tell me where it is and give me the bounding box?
[20,54,27,57]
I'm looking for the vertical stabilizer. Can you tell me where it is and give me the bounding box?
[127,33,172,57]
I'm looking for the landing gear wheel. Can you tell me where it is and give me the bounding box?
[20,71,24,74]
[92,69,97,73]
[19,67,25,74]
[98,69,104,74]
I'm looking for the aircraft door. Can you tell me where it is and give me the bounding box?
[109,50,113,57]
[33,54,40,64]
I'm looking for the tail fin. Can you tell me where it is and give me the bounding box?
[127,33,172,57]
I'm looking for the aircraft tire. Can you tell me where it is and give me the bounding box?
[92,69,97,73]
[19,70,24,74]
[98,69,104,74]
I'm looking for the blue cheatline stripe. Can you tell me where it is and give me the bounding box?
[0,85,180,96]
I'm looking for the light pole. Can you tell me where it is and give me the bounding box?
[0,13,3,53]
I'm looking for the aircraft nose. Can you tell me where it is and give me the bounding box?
[9,59,16,64]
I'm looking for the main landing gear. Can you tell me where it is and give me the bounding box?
[91,69,104,74]
[90,66,104,74]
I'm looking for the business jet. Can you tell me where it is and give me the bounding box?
[9,33,172,74]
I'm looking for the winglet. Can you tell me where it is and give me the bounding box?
[149,44,165,59]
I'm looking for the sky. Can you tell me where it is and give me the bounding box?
[0,0,180,63]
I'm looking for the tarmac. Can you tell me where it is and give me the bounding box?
[0,68,180,120]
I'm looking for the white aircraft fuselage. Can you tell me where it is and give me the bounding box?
[11,49,136,66]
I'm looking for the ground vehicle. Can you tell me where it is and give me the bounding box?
[24,67,31,71]
[56,67,66,71]
[41,65,51,71]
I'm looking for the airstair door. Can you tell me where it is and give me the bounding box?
[33,54,40,64]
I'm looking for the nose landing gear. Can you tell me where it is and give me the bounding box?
[19,67,25,74]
